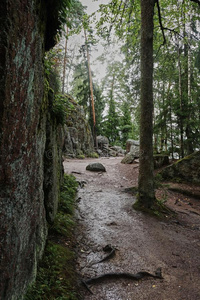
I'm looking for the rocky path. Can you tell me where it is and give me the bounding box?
[64,157,200,300]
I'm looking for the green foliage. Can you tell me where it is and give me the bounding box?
[45,0,72,50]
[71,61,105,135]
[89,152,99,158]
[25,242,78,300]
[59,174,78,214]
[104,96,120,145]
[120,101,132,146]
[51,94,75,125]
[77,154,85,159]
[25,174,78,300]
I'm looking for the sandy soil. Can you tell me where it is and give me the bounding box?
[64,157,200,300]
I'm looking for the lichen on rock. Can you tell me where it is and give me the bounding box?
[0,0,68,298]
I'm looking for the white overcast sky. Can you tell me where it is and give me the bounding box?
[80,0,109,14]
[67,0,121,87]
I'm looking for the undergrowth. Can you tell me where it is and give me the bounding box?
[25,174,79,300]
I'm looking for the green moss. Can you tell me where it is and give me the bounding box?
[25,241,77,300]
[77,154,85,159]
[174,153,194,165]
[25,174,79,300]
[88,152,99,158]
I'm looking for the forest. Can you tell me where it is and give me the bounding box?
[0,0,200,299]
[51,0,200,156]
[47,0,200,207]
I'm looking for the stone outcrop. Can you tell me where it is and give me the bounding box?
[0,1,65,299]
[96,135,125,157]
[121,139,140,164]
[126,139,140,153]
[63,96,94,157]
[160,151,200,184]
[121,152,136,164]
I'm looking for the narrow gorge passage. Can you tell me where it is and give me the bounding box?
[64,157,200,300]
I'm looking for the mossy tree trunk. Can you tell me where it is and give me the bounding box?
[137,0,155,208]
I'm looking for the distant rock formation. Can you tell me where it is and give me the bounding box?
[96,135,125,157]
[63,96,95,158]
[121,140,140,164]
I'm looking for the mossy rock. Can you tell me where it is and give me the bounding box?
[86,163,106,172]
[160,151,200,184]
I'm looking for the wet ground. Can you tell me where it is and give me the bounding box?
[64,157,200,300]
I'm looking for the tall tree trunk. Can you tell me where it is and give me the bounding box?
[177,44,184,159]
[185,8,194,154]
[62,27,69,94]
[84,29,97,147]
[138,0,155,208]
[169,96,174,160]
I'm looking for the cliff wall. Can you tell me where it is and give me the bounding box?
[0,1,64,298]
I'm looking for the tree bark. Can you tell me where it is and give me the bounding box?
[138,0,155,208]
[177,43,184,159]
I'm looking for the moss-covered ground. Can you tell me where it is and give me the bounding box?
[25,174,79,300]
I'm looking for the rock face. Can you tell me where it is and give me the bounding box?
[160,151,200,184]
[121,152,136,164]
[121,139,140,164]
[63,97,94,157]
[97,135,109,148]
[86,163,106,172]
[126,139,140,153]
[96,135,125,157]
[0,1,64,299]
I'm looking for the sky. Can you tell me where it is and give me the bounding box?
[67,0,122,86]
[65,0,121,92]
[80,0,109,14]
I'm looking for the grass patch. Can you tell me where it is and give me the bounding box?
[89,152,99,158]
[25,174,79,300]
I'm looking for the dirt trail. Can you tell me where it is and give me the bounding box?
[64,157,200,300]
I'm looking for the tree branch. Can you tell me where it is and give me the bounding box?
[189,0,200,6]
[155,0,166,46]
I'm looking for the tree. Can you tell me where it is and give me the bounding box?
[137,0,155,208]
[83,27,97,146]
[71,61,105,136]
[61,0,85,93]
[120,101,132,146]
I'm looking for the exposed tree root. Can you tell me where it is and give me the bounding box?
[133,198,175,219]
[89,245,117,266]
[82,268,163,294]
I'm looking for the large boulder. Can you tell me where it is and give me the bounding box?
[121,152,135,164]
[110,145,125,156]
[97,135,109,149]
[160,151,200,184]
[86,163,106,172]
[122,139,140,163]
[126,139,140,153]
